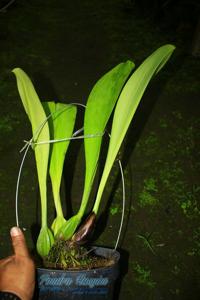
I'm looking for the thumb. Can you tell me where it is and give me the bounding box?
[10,227,29,257]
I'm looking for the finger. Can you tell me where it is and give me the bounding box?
[0,256,13,268]
[10,227,29,257]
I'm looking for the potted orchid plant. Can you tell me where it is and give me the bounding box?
[12,44,175,299]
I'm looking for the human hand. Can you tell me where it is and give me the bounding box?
[0,227,35,300]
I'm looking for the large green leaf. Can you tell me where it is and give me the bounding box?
[12,68,52,257]
[58,61,135,240]
[93,44,175,214]
[80,61,134,212]
[43,102,77,235]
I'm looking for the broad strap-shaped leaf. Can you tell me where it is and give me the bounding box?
[79,61,135,216]
[12,68,50,228]
[49,103,77,203]
[58,61,135,241]
[43,103,77,214]
[93,44,175,214]
[43,102,77,235]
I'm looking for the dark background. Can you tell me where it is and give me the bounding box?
[0,0,199,299]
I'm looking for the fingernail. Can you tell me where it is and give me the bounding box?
[10,227,22,236]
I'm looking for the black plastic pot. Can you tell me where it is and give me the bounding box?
[36,247,120,300]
